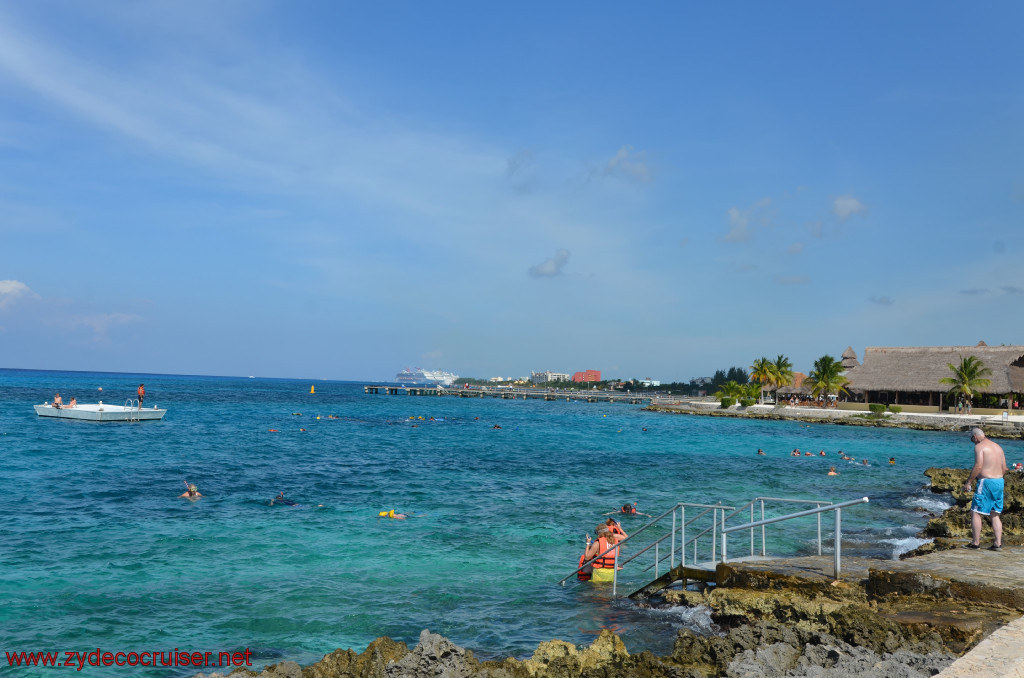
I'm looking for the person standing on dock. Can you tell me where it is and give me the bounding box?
[137,383,145,406]
[963,428,1007,550]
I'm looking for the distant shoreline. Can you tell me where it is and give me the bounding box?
[645,401,1024,439]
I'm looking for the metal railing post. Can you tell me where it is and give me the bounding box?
[817,505,823,556]
[711,508,718,563]
[655,541,659,578]
[680,506,685,565]
[721,508,728,562]
[834,507,842,578]
[760,499,766,556]
[612,543,619,596]
[671,508,676,568]
[749,503,755,557]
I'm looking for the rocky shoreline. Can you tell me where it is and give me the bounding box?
[645,402,1024,439]
[196,466,1024,678]
[196,624,957,678]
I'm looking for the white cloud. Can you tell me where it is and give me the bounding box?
[833,195,866,220]
[0,279,35,309]
[604,145,651,182]
[724,197,771,243]
[528,249,570,278]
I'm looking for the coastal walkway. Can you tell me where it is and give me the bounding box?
[363,384,651,404]
[648,399,1024,437]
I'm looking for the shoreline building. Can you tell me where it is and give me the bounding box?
[843,342,1024,410]
[572,369,601,383]
[531,371,571,384]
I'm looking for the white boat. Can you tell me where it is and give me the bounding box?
[34,401,167,421]
[394,368,459,386]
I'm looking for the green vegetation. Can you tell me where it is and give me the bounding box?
[939,355,992,410]
[739,397,757,407]
[888,405,903,414]
[773,354,795,390]
[749,357,774,403]
[868,403,886,414]
[719,397,736,409]
[749,354,795,403]
[804,355,850,400]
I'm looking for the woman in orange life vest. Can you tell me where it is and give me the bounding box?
[583,526,621,583]
[605,518,628,539]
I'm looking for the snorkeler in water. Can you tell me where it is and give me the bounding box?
[179,480,202,500]
[271,491,297,506]
[378,509,426,519]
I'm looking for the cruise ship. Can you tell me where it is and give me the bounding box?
[394,368,459,386]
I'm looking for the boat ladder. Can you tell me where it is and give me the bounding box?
[124,399,140,422]
[556,495,869,597]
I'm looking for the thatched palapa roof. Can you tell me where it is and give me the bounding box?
[844,344,1024,394]
[776,372,809,396]
[841,346,860,369]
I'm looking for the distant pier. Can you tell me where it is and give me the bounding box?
[363,384,650,404]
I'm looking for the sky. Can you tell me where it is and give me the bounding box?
[1,1,1022,382]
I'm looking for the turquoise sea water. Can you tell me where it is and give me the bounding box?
[2,369,1016,676]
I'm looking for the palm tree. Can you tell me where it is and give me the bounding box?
[715,380,745,403]
[749,357,774,403]
[773,354,794,390]
[804,355,849,403]
[939,356,992,410]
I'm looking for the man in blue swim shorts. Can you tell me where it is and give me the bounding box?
[962,428,1007,550]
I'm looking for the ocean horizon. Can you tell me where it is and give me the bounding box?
[2,368,1009,676]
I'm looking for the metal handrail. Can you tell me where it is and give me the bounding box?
[721,496,869,577]
[725,497,832,558]
[556,501,733,587]
[558,495,871,592]
[626,506,716,569]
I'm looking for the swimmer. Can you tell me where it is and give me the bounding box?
[492,424,502,429]
[378,509,426,519]
[603,502,651,517]
[819,450,826,456]
[862,459,870,466]
[757,448,766,456]
[889,457,896,465]
[828,467,838,476]
[271,492,297,506]
[804,452,813,456]
[179,481,203,500]
[642,428,648,432]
